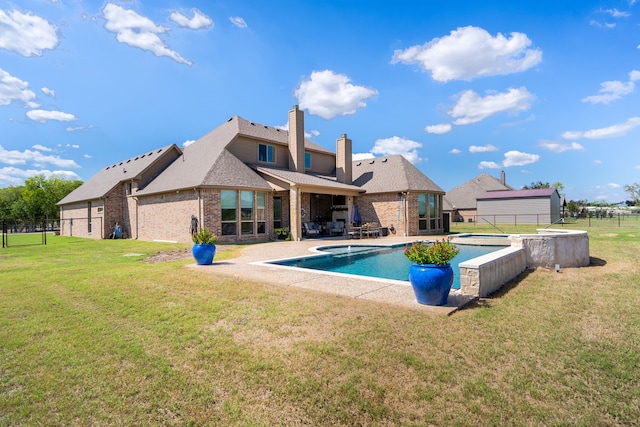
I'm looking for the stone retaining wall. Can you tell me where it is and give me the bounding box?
[458,229,589,297]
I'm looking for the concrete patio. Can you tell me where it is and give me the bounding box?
[186,235,478,315]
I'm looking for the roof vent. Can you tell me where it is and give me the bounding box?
[134,157,139,160]
[157,149,162,153]
[250,122,255,126]
[369,160,375,164]
[126,159,131,163]
[106,166,110,170]
[382,158,388,163]
[356,162,361,166]
[227,117,233,122]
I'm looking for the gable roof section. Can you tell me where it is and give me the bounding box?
[235,116,332,154]
[443,173,513,210]
[352,155,444,194]
[477,188,558,200]
[57,144,181,205]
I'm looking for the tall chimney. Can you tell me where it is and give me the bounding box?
[288,105,305,173]
[500,170,506,186]
[336,133,352,184]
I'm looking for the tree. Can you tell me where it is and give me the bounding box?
[522,181,550,189]
[624,183,640,206]
[21,174,83,221]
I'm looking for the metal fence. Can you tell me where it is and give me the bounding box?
[450,213,640,229]
[1,219,59,248]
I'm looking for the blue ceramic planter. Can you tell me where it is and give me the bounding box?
[409,263,454,306]
[192,244,216,265]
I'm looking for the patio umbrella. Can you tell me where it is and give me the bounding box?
[351,205,362,226]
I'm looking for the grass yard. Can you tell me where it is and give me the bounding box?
[1,222,639,425]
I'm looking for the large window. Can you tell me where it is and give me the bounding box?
[221,190,237,236]
[418,194,427,231]
[241,191,254,235]
[429,194,439,230]
[273,196,282,229]
[256,192,266,234]
[418,193,441,231]
[258,144,274,163]
[221,190,267,236]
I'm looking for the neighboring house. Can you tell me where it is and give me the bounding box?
[58,106,446,243]
[443,172,512,222]
[476,188,562,225]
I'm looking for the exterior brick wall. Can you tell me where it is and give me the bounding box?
[137,190,199,243]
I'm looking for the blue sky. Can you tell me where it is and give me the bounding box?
[1,0,639,203]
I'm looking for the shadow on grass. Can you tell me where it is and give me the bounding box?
[457,269,533,311]
[589,256,607,267]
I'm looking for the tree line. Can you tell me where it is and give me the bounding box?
[0,175,83,224]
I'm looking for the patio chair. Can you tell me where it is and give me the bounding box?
[330,221,345,236]
[303,222,321,237]
[363,222,380,238]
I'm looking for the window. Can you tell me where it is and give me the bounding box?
[241,191,254,234]
[221,190,237,235]
[273,196,282,230]
[305,152,311,169]
[87,201,92,233]
[258,144,274,163]
[256,192,266,234]
[429,194,439,230]
[418,194,427,231]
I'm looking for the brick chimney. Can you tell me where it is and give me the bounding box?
[500,170,506,186]
[288,105,305,173]
[336,133,352,184]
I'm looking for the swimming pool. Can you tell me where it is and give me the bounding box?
[270,243,506,290]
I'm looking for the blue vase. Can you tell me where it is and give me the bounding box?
[192,244,216,265]
[409,263,454,306]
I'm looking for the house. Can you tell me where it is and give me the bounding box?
[58,106,445,243]
[476,188,562,225]
[443,172,512,222]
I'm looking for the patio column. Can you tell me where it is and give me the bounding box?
[290,184,302,241]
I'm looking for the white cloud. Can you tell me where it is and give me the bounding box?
[594,160,602,165]
[0,145,80,168]
[469,144,498,153]
[294,70,378,120]
[478,161,501,169]
[229,17,247,28]
[66,125,94,132]
[605,8,630,18]
[170,9,212,30]
[449,148,462,154]
[0,9,58,56]
[41,87,55,97]
[503,150,539,167]
[102,3,192,66]
[368,136,423,164]
[307,129,320,138]
[32,144,53,152]
[537,140,584,152]
[562,117,640,139]
[0,68,36,106]
[607,183,621,188]
[182,139,196,147]
[391,26,542,82]
[425,123,452,134]
[589,20,616,29]
[26,109,77,123]
[353,152,375,161]
[449,87,533,125]
[582,70,639,104]
[0,167,81,186]
[83,154,92,158]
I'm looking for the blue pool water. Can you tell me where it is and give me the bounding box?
[271,243,506,290]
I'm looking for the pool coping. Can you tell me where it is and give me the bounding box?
[185,236,479,315]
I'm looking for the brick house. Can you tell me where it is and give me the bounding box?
[58,106,445,243]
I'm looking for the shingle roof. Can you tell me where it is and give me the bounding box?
[443,173,513,210]
[253,165,363,192]
[352,155,444,194]
[477,188,558,200]
[136,116,330,195]
[57,144,181,204]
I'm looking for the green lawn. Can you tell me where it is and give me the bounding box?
[1,225,639,425]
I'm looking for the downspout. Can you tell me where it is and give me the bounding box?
[132,196,139,239]
[404,192,408,236]
[396,193,403,236]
